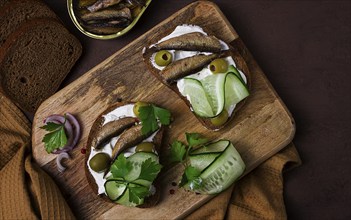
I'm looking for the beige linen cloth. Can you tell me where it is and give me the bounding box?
[0,94,301,219]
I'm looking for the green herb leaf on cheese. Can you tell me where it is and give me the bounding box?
[138,104,171,135]
[110,155,133,179]
[170,140,187,163]
[138,158,162,181]
[129,184,150,204]
[41,121,68,154]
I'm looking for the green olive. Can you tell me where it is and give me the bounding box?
[89,153,111,173]
[155,50,172,66]
[136,142,155,152]
[210,110,229,126]
[209,58,228,74]
[133,101,149,117]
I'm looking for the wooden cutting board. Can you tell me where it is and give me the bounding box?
[31,1,295,219]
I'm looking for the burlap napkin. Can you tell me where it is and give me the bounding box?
[0,94,75,219]
[0,93,301,219]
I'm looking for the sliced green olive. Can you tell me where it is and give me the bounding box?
[155,50,172,66]
[89,153,111,173]
[210,110,229,126]
[136,142,155,152]
[209,58,228,74]
[133,101,149,117]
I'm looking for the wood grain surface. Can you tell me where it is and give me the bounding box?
[31,1,295,219]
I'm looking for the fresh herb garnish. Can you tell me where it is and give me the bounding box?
[139,158,162,181]
[170,133,208,189]
[179,166,202,189]
[40,120,67,153]
[170,133,208,164]
[186,133,208,148]
[110,155,133,179]
[129,184,150,204]
[109,155,162,205]
[170,140,187,163]
[138,104,171,135]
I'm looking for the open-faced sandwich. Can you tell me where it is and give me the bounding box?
[85,101,171,207]
[143,24,250,130]
[170,133,245,194]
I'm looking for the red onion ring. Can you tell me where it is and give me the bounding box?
[43,113,81,154]
[56,152,70,172]
[65,113,81,151]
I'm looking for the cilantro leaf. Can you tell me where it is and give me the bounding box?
[179,166,202,189]
[153,105,171,125]
[139,105,158,135]
[138,158,162,181]
[185,165,201,181]
[41,122,67,154]
[138,105,171,135]
[110,155,133,179]
[170,140,187,163]
[186,133,208,147]
[129,184,150,204]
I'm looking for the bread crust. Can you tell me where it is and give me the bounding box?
[142,27,251,131]
[85,101,165,207]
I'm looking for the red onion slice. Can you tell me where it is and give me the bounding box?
[65,113,81,150]
[56,152,70,172]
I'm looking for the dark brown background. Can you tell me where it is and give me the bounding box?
[41,0,351,219]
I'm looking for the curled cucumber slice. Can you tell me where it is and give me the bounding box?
[184,141,245,194]
[183,78,214,117]
[224,73,249,111]
[181,65,249,119]
[202,74,226,116]
[191,140,230,154]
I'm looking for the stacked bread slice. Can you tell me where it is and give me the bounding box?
[0,0,82,113]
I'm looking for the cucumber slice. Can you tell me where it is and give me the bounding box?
[115,188,131,206]
[182,67,249,118]
[189,153,220,171]
[184,143,245,194]
[201,74,226,116]
[182,78,214,117]
[227,65,245,84]
[190,140,230,155]
[105,179,127,201]
[224,73,249,111]
[124,152,158,183]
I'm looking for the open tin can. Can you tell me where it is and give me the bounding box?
[67,0,152,40]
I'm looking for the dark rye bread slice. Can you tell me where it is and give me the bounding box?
[85,101,165,208]
[0,0,57,47]
[0,18,82,113]
[142,28,251,131]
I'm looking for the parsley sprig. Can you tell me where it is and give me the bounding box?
[170,133,208,163]
[170,133,208,188]
[40,118,68,154]
[110,154,162,205]
[138,104,171,135]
